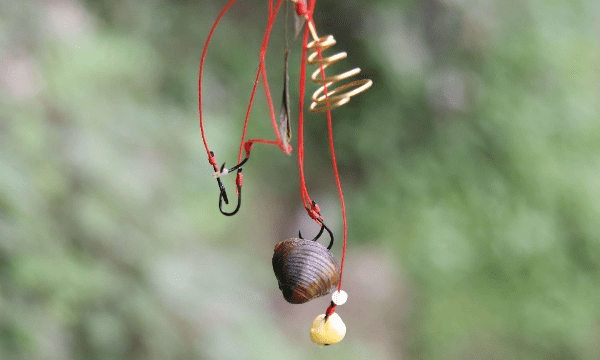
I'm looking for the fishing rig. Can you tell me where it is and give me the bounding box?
[198,0,372,346]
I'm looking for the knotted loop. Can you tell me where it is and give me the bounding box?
[311,201,321,215]
[307,201,322,221]
[208,151,218,168]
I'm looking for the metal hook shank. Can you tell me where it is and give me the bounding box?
[225,156,249,174]
[217,157,249,178]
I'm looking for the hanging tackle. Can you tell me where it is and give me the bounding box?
[198,0,372,346]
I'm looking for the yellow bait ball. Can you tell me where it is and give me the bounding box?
[309,313,346,346]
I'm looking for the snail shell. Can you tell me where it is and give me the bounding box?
[272,238,340,304]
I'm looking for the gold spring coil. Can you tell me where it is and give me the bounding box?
[306,34,373,113]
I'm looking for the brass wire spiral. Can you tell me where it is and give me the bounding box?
[305,23,372,113]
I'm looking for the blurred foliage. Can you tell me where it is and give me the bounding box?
[1,0,600,359]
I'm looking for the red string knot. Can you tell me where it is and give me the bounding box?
[311,202,320,214]
[308,209,321,220]
[208,154,217,167]
[235,173,243,188]
[295,0,309,18]
[244,141,254,157]
[306,201,322,220]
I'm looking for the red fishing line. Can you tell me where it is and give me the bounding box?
[296,0,348,315]
[199,0,288,173]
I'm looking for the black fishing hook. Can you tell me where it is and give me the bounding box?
[218,166,243,216]
[299,220,334,250]
[211,150,250,217]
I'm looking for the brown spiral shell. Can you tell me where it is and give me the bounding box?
[272,238,340,304]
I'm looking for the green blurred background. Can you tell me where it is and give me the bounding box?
[1,0,599,359]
